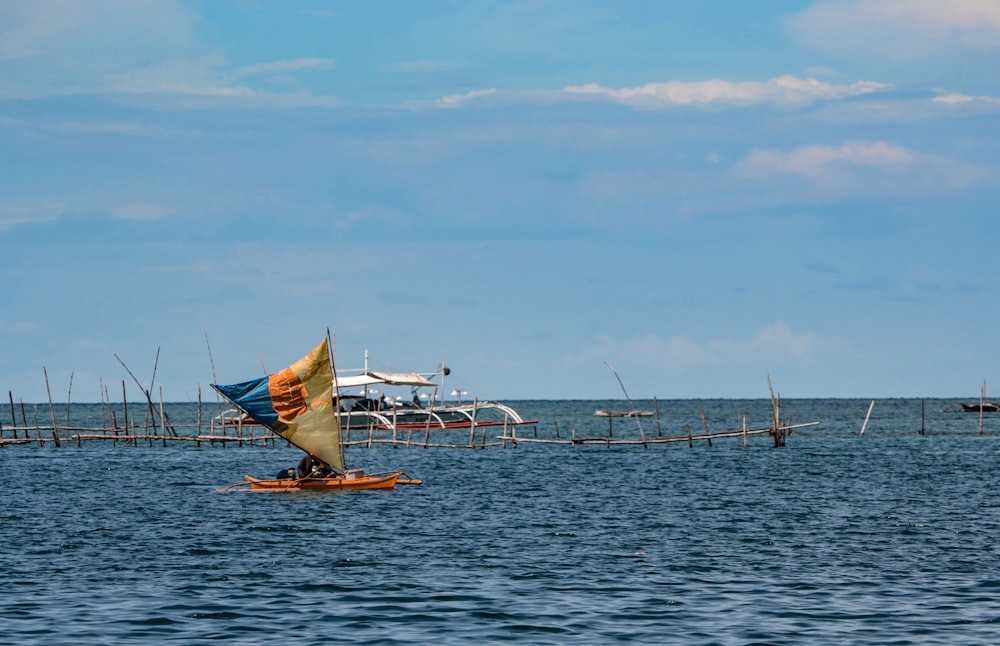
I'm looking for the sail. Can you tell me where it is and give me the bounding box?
[212,338,345,473]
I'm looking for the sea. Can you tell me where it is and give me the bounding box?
[1,397,998,644]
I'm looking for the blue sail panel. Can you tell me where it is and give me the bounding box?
[213,377,279,426]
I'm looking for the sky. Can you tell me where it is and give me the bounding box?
[2,0,999,404]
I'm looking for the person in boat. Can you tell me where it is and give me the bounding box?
[275,466,296,480]
[412,393,422,408]
[296,453,334,478]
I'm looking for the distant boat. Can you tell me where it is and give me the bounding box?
[960,402,1000,413]
[334,367,537,433]
[594,409,655,418]
[212,336,421,491]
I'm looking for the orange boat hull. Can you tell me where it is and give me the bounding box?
[244,471,402,491]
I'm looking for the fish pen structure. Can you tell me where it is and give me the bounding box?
[2,383,816,450]
[10,372,997,450]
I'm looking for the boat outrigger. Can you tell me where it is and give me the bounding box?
[212,336,421,491]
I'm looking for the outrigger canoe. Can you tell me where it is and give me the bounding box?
[212,334,422,492]
[243,470,422,491]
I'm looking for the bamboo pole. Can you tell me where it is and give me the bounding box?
[979,381,985,436]
[65,372,73,427]
[43,368,61,447]
[122,381,128,441]
[99,379,108,433]
[115,353,159,436]
[654,396,662,438]
[860,400,875,436]
[743,415,747,448]
[33,404,42,446]
[603,361,646,444]
[196,384,202,447]
[700,410,712,448]
[468,398,479,448]
[767,376,784,447]
[8,391,17,439]
[159,387,167,447]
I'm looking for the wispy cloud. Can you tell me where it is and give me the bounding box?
[573,322,851,371]
[436,88,497,109]
[736,140,987,188]
[933,92,1000,105]
[0,2,337,103]
[234,58,335,78]
[791,0,1000,53]
[0,201,63,229]
[564,76,890,109]
[736,141,915,179]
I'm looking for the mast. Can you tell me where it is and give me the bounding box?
[327,327,347,471]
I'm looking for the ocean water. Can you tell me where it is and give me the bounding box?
[1,398,998,644]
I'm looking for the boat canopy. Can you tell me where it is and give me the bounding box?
[335,371,437,389]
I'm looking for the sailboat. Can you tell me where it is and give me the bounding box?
[212,336,421,491]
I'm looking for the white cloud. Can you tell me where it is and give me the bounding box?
[736,140,985,187]
[234,58,336,78]
[436,88,497,109]
[0,1,336,103]
[0,202,63,228]
[564,76,890,109]
[736,141,915,179]
[933,92,1000,105]
[0,0,226,99]
[791,0,1000,53]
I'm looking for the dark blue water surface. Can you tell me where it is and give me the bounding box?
[1,398,998,644]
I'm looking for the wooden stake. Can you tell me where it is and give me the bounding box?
[65,371,73,427]
[122,380,128,439]
[603,361,646,444]
[197,384,202,447]
[860,400,875,436]
[159,387,167,447]
[468,398,477,448]
[980,381,986,436]
[8,391,17,439]
[43,367,61,447]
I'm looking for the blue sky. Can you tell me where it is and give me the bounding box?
[2,0,999,403]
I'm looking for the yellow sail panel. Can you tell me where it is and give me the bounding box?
[264,338,345,472]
